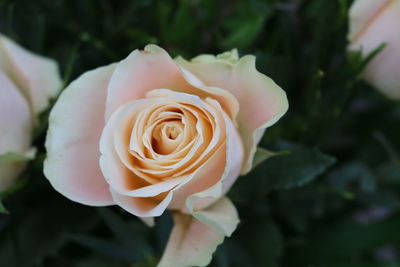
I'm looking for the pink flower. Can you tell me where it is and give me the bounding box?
[0,33,61,191]
[44,45,288,266]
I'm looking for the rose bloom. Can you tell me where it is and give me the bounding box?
[44,45,288,267]
[0,33,61,191]
[348,0,400,100]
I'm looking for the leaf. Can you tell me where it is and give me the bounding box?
[327,162,376,193]
[263,141,336,190]
[0,176,29,199]
[0,149,36,164]
[221,14,266,49]
[0,199,8,214]
[252,147,288,169]
[230,141,335,203]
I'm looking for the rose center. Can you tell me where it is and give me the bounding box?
[152,120,184,155]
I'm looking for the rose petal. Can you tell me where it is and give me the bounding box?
[176,55,288,174]
[105,45,239,121]
[0,34,62,115]
[0,70,31,191]
[100,98,156,190]
[105,45,190,120]
[100,104,190,196]
[348,0,393,42]
[110,188,173,217]
[169,99,243,212]
[157,197,239,267]
[192,197,239,236]
[44,65,115,206]
[348,0,400,100]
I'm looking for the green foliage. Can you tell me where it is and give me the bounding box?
[1,0,400,266]
[230,141,336,203]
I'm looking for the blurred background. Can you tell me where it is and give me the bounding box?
[1,0,400,266]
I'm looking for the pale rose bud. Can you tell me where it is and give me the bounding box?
[0,34,62,191]
[44,45,288,267]
[348,0,400,100]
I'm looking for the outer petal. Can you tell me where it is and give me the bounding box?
[0,34,62,115]
[348,0,400,100]
[0,71,32,191]
[110,188,173,217]
[105,45,238,121]
[157,198,239,267]
[176,55,288,174]
[44,65,115,206]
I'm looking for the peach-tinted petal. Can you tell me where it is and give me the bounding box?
[169,99,243,212]
[168,144,226,212]
[105,45,189,120]
[178,66,239,121]
[44,65,116,206]
[99,98,155,191]
[158,198,239,267]
[176,55,288,174]
[0,34,62,115]
[110,188,173,217]
[101,107,190,195]
[192,197,239,236]
[348,0,400,100]
[0,70,32,191]
[183,103,244,213]
[105,45,238,121]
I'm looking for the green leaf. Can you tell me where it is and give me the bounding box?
[230,141,335,203]
[327,162,376,193]
[0,149,36,164]
[221,14,265,49]
[0,176,29,199]
[263,141,336,190]
[252,147,288,169]
[0,199,8,214]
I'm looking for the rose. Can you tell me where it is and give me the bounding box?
[44,45,288,266]
[348,0,400,100]
[0,33,61,191]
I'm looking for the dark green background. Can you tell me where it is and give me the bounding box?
[1,0,400,266]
